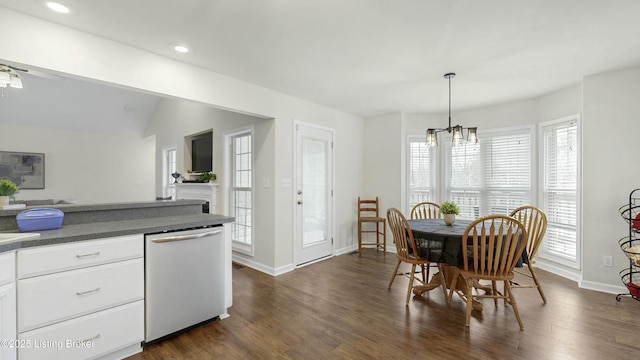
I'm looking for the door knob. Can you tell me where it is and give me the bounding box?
[297,190,302,195]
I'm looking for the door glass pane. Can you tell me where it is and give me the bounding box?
[302,137,327,246]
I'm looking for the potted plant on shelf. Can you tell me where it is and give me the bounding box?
[440,201,460,225]
[0,179,20,206]
[197,172,217,183]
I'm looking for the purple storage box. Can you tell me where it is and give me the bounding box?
[16,208,64,232]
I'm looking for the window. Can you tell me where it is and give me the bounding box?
[407,136,436,212]
[540,116,579,267]
[162,146,176,199]
[229,130,253,254]
[445,127,532,219]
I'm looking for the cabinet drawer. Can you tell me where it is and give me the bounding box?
[18,258,143,332]
[18,234,143,279]
[0,251,15,287]
[19,300,143,360]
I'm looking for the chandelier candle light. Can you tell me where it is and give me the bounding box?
[426,73,478,147]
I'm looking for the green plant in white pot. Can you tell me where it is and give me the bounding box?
[0,179,19,206]
[197,172,216,183]
[440,201,460,225]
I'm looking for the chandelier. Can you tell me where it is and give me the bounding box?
[426,73,478,147]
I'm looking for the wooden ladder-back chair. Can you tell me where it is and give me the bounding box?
[447,215,528,330]
[357,197,386,256]
[387,208,445,305]
[409,201,441,281]
[509,205,548,303]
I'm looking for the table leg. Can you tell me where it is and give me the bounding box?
[472,280,493,294]
[412,264,484,312]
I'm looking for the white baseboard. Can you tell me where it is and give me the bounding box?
[535,259,627,295]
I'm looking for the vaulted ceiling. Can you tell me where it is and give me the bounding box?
[2,0,640,130]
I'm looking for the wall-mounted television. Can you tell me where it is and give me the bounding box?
[191,135,212,173]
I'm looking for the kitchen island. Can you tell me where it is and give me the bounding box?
[0,200,234,360]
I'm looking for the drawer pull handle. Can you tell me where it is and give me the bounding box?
[76,252,101,258]
[81,334,101,343]
[76,287,101,296]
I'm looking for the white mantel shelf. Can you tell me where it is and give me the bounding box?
[173,183,219,214]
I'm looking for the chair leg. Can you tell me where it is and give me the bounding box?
[491,281,498,307]
[388,259,402,289]
[372,222,379,253]
[358,220,362,256]
[406,264,417,305]
[528,263,547,304]
[465,278,474,327]
[382,220,386,256]
[505,280,524,330]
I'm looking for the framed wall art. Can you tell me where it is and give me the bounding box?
[0,151,45,189]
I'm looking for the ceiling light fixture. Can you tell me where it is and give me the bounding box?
[173,45,189,54]
[426,73,478,147]
[46,2,70,14]
[0,71,10,87]
[0,66,25,97]
[9,74,23,89]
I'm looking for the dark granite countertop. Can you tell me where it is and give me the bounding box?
[0,199,206,216]
[0,213,234,253]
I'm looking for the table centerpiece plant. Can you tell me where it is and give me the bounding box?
[0,179,20,206]
[440,200,460,225]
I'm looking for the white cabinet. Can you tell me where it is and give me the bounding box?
[17,235,144,360]
[0,252,16,360]
[19,301,143,360]
[174,183,218,213]
[17,235,142,279]
[18,259,143,332]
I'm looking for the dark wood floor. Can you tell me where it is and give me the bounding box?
[129,251,640,360]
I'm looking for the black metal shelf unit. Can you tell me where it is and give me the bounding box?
[617,188,640,301]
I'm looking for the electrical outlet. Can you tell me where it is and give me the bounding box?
[603,255,613,267]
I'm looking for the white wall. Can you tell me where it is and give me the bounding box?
[582,67,640,289]
[0,123,155,203]
[145,98,277,268]
[2,7,364,274]
[363,112,404,220]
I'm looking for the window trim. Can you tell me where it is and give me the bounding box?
[225,126,254,256]
[537,114,581,270]
[161,145,177,199]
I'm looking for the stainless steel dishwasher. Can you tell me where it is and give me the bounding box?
[145,226,225,342]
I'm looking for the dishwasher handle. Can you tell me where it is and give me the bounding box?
[151,229,223,243]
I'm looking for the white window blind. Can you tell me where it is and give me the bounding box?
[408,137,436,212]
[542,119,578,263]
[446,128,532,219]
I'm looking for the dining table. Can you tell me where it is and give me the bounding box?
[406,218,528,312]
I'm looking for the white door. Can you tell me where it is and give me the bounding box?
[295,123,333,266]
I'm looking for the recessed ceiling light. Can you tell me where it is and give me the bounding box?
[46,2,70,14]
[173,45,190,54]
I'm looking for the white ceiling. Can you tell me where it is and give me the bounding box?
[2,0,640,120]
